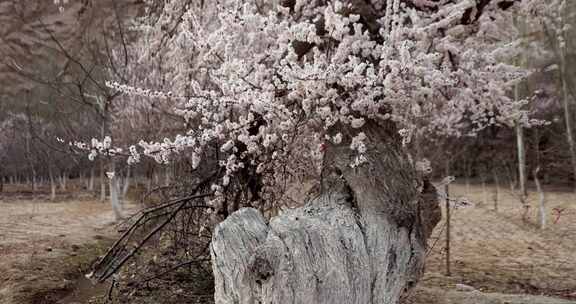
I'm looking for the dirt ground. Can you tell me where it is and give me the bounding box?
[1,182,575,304]
[0,185,136,304]
[407,183,576,304]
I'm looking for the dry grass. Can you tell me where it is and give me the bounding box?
[2,182,575,303]
[408,183,576,303]
[0,186,137,304]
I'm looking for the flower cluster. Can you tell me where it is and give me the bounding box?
[53,0,69,13]
[71,136,123,161]
[102,0,549,206]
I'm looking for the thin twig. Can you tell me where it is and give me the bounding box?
[92,193,213,281]
[104,277,116,304]
[131,258,211,287]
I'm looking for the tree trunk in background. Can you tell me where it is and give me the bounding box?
[560,46,576,192]
[50,176,57,201]
[100,159,107,201]
[89,166,95,192]
[49,167,56,201]
[492,168,500,212]
[32,172,38,194]
[154,172,159,185]
[122,166,131,199]
[515,124,527,198]
[59,172,67,191]
[144,166,152,192]
[534,130,546,229]
[534,167,546,229]
[513,16,528,199]
[25,131,36,196]
[109,160,122,221]
[444,161,451,277]
[211,123,441,304]
[81,172,87,189]
[164,165,171,186]
[481,174,488,206]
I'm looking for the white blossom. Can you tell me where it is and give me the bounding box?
[88,0,550,199]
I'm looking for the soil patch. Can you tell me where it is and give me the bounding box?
[408,183,576,303]
[0,194,138,304]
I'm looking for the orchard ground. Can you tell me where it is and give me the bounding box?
[0,182,575,304]
[0,183,137,304]
[408,183,576,304]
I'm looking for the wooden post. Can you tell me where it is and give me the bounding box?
[492,167,500,212]
[445,182,451,277]
[445,161,451,277]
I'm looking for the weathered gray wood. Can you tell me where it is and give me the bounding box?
[211,208,270,304]
[212,190,438,303]
[211,123,441,304]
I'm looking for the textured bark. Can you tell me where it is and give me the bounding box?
[109,161,122,221]
[211,123,441,304]
[534,167,546,229]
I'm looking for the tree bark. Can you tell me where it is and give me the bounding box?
[560,45,576,192]
[100,160,107,202]
[49,167,56,201]
[515,123,527,198]
[59,172,67,191]
[89,166,95,192]
[32,171,38,194]
[444,160,451,277]
[492,168,500,212]
[122,166,131,199]
[164,165,171,187]
[109,160,122,221]
[513,15,528,199]
[534,167,546,229]
[211,123,441,304]
[82,172,88,189]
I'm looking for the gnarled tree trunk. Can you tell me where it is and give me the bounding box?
[211,123,441,304]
